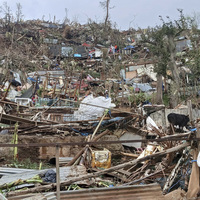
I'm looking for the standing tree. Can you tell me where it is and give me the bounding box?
[100,0,111,27]
[99,0,116,46]
[0,1,13,31]
[141,10,190,107]
[16,3,23,23]
[141,27,169,104]
[185,16,200,95]
[63,8,70,25]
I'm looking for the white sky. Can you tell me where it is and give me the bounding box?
[1,0,200,30]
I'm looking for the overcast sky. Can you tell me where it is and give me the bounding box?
[2,0,200,30]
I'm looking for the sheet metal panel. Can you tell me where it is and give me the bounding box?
[58,183,164,200]
[7,183,164,200]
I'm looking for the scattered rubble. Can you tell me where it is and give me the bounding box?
[0,14,200,200]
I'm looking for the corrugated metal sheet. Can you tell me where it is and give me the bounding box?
[0,167,36,176]
[9,183,164,200]
[61,46,73,57]
[58,183,164,200]
[0,166,88,187]
[0,193,7,200]
[8,193,46,200]
[28,70,65,80]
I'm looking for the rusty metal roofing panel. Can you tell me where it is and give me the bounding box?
[44,192,56,200]
[58,183,164,200]
[8,183,164,200]
[7,194,46,200]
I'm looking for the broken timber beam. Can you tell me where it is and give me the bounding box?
[7,142,190,197]
[0,100,29,108]
[67,129,110,166]
[0,113,49,125]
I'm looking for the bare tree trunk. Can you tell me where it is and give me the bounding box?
[156,74,163,104]
[104,0,110,26]
[168,36,180,108]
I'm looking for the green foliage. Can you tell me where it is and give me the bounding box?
[128,92,152,105]
[180,94,187,102]
[140,9,190,78]
[97,181,113,187]
[8,158,50,170]
[85,69,100,79]
[43,64,49,69]
[186,28,200,81]
[140,10,195,107]
[163,93,170,107]
[133,54,139,59]
[37,87,43,97]
[67,184,82,191]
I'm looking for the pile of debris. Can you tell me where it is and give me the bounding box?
[0,16,200,200]
[0,67,199,200]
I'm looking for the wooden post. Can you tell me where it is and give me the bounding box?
[56,145,60,200]
[69,78,72,98]
[91,110,108,140]
[121,79,124,107]
[73,84,79,100]
[196,108,200,187]
[64,80,68,97]
[52,81,57,99]
[13,122,18,161]
[79,110,108,165]
[7,142,190,197]
[3,82,12,101]
[77,72,82,102]
[187,100,193,126]
[42,74,48,98]
[0,104,5,121]
[102,48,107,81]
[68,130,110,166]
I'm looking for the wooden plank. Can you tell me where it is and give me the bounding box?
[56,146,60,200]
[1,113,49,125]
[6,142,190,196]
[0,100,29,108]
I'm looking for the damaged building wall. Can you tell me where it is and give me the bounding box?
[150,106,200,128]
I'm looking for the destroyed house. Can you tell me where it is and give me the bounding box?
[48,45,74,58]
[175,37,192,52]
[74,46,88,58]
[122,45,135,55]
[48,44,88,58]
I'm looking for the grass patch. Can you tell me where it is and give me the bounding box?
[163,93,170,107]
[8,158,50,170]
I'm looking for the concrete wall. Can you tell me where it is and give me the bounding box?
[150,106,200,128]
[0,134,123,161]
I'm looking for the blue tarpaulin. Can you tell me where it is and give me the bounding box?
[74,54,82,57]
[27,77,37,82]
[124,45,134,50]
[93,117,125,127]
[132,83,153,92]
